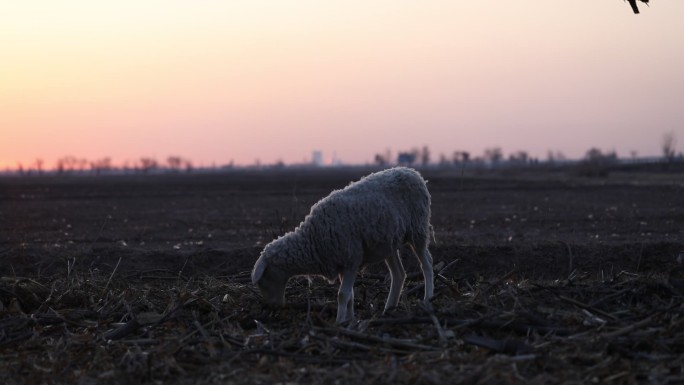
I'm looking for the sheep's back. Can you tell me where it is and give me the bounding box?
[298,167,431,271]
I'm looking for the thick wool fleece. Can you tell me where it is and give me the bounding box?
[255,167,431,281]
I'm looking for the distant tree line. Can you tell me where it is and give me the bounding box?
[372,132,681,171]
[12,155,196,176]
[6,133,680,176]
[373,146,540,168]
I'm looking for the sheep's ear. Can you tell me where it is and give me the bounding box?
[252,260,267,284]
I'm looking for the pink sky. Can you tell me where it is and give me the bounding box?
[2,1,683,169]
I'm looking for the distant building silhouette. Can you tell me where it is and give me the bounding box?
[312,151,324,166]
[397,152,416,166]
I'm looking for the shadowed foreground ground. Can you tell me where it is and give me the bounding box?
[1,168,683,384]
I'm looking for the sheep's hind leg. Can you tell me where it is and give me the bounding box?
[410,243,434,309]
[384,250,406,312]
[336,269,357,324]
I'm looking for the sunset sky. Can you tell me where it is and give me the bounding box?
[2,1,683,169]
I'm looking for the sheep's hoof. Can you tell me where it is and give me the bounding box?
[335,319,353,328]
[382,306,400,317]
[335,315,355,326]
[420,300,434,313]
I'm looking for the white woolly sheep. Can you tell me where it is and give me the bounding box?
[251,167,434,323]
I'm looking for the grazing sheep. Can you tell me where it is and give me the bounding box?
[251,167,434,323]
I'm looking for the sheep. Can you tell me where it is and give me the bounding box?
[251,167,434,324]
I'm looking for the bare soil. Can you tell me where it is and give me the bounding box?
[1,168,683,384]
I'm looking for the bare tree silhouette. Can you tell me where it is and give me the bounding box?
[374,154,387,166]
[578,148,618,177]
[438,153,450,166]
[420,146,430,166]
[452,151,470,164]
[138,157,158,174]
[183,159,194,173]
[167,156,183,171]
[165,156,195,173]
[546,150,566,164]
[56,156,85,174]
[34,158,44,175]
[662,131,677,162]
[90,157,112,175]
[483,147,503,166]
[508,151,529,165]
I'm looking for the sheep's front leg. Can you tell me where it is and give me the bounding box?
[336,269,357,324]
[346,283,354,320]
[384,250,406,312]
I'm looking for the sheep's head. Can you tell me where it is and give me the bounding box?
[251,255,287,307]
